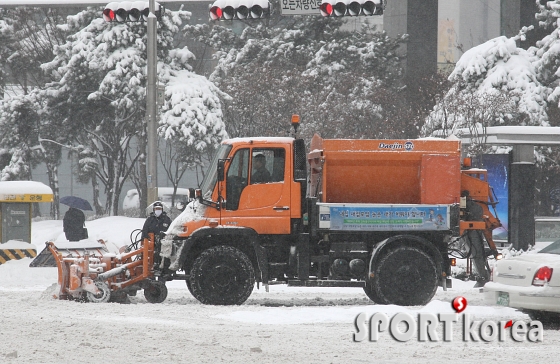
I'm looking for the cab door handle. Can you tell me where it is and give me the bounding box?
[273,206,290,211]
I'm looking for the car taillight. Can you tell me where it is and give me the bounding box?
[532,266,553,286]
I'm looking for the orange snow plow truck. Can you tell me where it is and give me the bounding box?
[155,117,502,306]
[48,117,502,305]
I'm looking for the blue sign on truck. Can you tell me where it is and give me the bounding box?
[327,204,450,231]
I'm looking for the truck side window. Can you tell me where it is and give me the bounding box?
[251,148,285,184]
[226,149,249,210]
[271,149,285,182]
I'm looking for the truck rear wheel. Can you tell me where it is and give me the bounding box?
[189,245,255,305]
[363,279,388,304]
[373,246,438,306]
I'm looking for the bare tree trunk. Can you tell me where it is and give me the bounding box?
[103,158,115,216]
[46,162,59,219]
[91,173,103,216]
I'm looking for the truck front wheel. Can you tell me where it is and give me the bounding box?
[189,245,255,305]
[373,246,438,306]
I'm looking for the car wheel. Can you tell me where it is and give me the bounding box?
[189,245,255,305]
[525,310,560,324]
[373,246,438,306]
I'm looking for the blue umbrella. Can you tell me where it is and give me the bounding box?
[60,196,93,211]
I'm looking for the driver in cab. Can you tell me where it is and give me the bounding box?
[251,153,271,184]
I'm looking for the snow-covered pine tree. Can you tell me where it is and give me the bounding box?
[38,7,226,215]
[186,6,408,141]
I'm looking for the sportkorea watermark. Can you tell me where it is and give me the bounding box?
[353,296,543,343]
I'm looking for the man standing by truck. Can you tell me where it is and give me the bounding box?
[141,201,171,240]
[142,201,172,277]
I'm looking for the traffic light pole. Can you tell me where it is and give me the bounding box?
[146,0,158,207]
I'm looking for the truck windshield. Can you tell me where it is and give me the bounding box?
[199,144,232,199]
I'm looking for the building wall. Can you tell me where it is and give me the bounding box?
[438,0,501,72]
[385,0,439,76]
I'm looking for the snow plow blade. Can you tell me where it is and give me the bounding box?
[30,241,106,267]
[47,234,167,303]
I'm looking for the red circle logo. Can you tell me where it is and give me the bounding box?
[452,296,467,313]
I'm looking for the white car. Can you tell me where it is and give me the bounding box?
[484,239,560,321]
[122,187,194,211]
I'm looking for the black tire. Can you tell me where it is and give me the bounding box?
[363,279,388,304]
[189,245,255,305]
[466,230,490,282]
[525,310,560,324]
[144,280,168,303]
[373,246,438,306]
[186,280,194,296]
[86,281,111,303]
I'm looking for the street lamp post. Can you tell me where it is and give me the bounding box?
[146,0,158,207]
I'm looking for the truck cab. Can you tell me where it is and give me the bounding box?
[171,137,304,238]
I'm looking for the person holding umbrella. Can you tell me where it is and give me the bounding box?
[60,196,92,242]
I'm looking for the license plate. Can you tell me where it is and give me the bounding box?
[497,291,509,306]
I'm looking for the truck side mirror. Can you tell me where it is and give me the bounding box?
[195,189,202,203]
[217,159,225,182]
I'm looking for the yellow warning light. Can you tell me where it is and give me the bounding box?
[291,114,300,125]
[450,258,457,266]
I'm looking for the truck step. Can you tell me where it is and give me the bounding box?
[287,280,365,288]
[170,273,188,281]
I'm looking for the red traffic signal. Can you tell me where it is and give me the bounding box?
[103,1,162,23]
[209,0,270,21]
[320,0,384,17]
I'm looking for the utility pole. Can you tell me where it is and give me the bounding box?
[146,0,158,206]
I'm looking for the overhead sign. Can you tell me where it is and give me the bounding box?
[0,181,53,203]
[0,194,53,203]
[280,0,321,15]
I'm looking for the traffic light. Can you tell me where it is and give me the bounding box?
[209,0,270,21]
[319,0,383,17]
[103,1,162,23]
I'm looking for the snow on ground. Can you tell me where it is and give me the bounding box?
[0,217,559,363]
